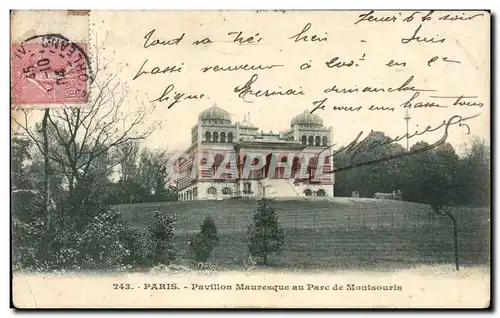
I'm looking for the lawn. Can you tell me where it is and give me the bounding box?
[117,198,490,271]
[117,198,490,234]
[172,227,490,271]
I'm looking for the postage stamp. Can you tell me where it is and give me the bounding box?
[11,34,91,105]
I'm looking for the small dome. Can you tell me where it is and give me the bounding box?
[239,118,255,128]
[199,104,231,123]
[291,110,323,127]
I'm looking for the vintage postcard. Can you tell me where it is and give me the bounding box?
[10,10,491,308]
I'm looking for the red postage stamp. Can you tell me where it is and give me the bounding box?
[11,34,91,105]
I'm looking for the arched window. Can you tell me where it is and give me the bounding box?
[207,186,217,195]
[205,131,211,142]
[301,135,307,145]
[304,189,312,196]
[228,132,234,143]
[308,136,314,146]
[317,189,326,197]
[220,132,226,143]
[315,136,321,146]
[222,187,232,195]
[212,132,219,143]
[322,136,328,146]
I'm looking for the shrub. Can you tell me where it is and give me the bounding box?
[76,208,130,269]
[189,215,219,263]
[12,202,132,271]
[150,263,192,274]
[247,198,285,265]
[145,210,177,266]
[196,261,217,274]
[122,229,149,267]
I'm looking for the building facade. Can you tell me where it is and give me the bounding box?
[177,104,335,201]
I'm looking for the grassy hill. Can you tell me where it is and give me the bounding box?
[115,198,490,269]
[116,197,489,234]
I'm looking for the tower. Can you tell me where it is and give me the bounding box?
[404,109,411,151]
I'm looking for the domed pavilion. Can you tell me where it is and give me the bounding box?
[176,105,334,201]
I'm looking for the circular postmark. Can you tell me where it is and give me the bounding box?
[11,33,93,105]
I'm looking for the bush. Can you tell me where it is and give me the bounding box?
[12,199,132,271]
[122,229,149,267]
[247,198,285,265]
[150,263,193,274]
[196,261,217,274]
[189,215,219,263]
[145,210,177,266]
[79,208,130,269]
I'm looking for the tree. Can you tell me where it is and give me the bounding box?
[189,215,219,263]
[145,210,177,266]
[334,131,407,198]
[106,179,150,205]
[11,38,160,270]
[12,41,159,199]
[11,135,32,191]
[103,145,177,205]
[247,198,285,265]
[136,148,173,199]
[401,141,436,203]
[457,137,490,206]
[118,141,140,182]
[422,143,461,270]
[12,41,158,213]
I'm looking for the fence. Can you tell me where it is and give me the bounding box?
[116,199,490,268]
[117,199,490,235]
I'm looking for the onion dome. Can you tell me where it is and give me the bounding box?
[238,114,256,128]
[290,110,323,127]
[198,104,232,124]
[239,119,255,128]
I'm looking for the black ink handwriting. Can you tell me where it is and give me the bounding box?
[143,29,185,48]
[150,84,205,108]
[228,31,263,45]
[233,74,305,103]
[428,56,461,66]
[321,113,481,173]
[401,24,445,44]
[322,76,436,94]
[132,59,183,80]
[288,23,327,43]
[439,12,485,21]
[200,63,283,73]
[311,98,362,113]
[325,57,358,68]
[400,92,446,109]
[429,95,484,107]
[386,60,407,67]
[354,10,398,25]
